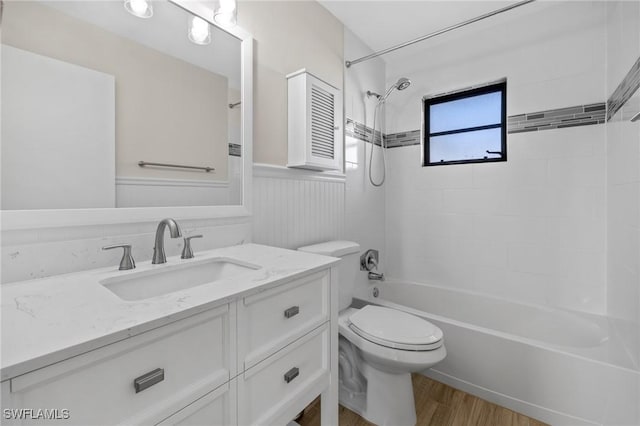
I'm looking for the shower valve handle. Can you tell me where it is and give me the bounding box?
[360,249,379,272]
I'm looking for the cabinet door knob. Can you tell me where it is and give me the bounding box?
[134,368,164,393]
[284,306,299,319]
[284,367,299,384]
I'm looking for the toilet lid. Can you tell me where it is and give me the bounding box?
[349,305,443,351]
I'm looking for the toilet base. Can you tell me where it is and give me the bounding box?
[339,363,417,426]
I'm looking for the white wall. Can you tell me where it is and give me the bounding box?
[245,1,347,250]
[115,178,232,207]
[343,29,387,299]
[252,165,345,249]
[606,0,640,384]
[238,0,344,166]
[384,1,607,134]
[382,2,608,315]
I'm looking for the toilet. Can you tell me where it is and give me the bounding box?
[298,241,446,426]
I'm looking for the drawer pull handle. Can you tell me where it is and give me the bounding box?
[284,367,299,384]
[134,368,164,393]
[284,306,300,319]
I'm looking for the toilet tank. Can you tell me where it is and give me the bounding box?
[298,241,360,311]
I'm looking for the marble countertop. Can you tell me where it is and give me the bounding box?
[1,243,338,381]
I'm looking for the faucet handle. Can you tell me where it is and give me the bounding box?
[181,235,203,259]
[361,249,379,272]
[102,244,136,270]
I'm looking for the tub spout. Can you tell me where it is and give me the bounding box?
[368,271,385,281]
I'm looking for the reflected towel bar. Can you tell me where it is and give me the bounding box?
[138,161,214,172]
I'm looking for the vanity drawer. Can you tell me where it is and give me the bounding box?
[156,378,236,426]
[238,324,329,426]
[8,306,233,426]
[237,270,329,370]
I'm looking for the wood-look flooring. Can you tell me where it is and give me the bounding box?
[297,374,549,426]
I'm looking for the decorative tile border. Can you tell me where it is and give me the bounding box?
[229,143,241,157]
[346,102,606,149]
[385,130,421,148]
[346,118,382,145]
[607,56,640,121]
[347,56,639,148]
[507,103,605,134]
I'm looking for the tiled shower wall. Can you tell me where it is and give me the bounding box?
[382,2,608,315]
[606,0,640,378]
[343,28,387,300]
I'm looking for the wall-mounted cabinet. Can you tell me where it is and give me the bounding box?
[287,69,343,171]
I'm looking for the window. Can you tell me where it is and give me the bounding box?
[423,80,506,166]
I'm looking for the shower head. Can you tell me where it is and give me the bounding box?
[395,77,411,91]
[380,77,412,102]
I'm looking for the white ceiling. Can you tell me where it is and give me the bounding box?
[318,1,602,65]
[320,1,514,51]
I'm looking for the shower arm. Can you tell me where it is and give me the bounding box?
[345,0,535,68]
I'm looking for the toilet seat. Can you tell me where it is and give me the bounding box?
[348,305,443,351]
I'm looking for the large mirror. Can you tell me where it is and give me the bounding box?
[1,0,246,212]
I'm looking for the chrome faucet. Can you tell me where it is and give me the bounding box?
[152,218,182,264]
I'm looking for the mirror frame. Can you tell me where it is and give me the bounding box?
[0,0,253,230]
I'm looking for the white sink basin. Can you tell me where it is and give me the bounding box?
[100,257,261,301]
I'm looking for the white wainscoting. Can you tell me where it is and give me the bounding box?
[253,164,345,249]
[116,177,232,207]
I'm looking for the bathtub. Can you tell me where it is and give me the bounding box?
[355,280,640,426]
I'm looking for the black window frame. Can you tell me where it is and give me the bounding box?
[422,80,507,167]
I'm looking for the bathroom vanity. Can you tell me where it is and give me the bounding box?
[0,244,339,425]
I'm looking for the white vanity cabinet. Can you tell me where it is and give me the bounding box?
[237,270,331,425]
[1,265,337,426]
[3,304,234,426]
[156,379,237,426]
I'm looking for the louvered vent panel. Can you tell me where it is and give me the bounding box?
[310,85,335,159]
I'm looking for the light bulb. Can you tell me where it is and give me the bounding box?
[188,16,211,45]
[214,0,237,27]
[219,0,236,12]
[124,0,153,18]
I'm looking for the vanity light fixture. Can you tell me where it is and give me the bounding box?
[188,15,211,45]
[213,0,237,28]
[124,0,153,19]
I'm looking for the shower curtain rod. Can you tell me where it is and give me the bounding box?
[345,0,535,68]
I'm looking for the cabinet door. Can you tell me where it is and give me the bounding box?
[156,379,236,426]
[287,70,343,171]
